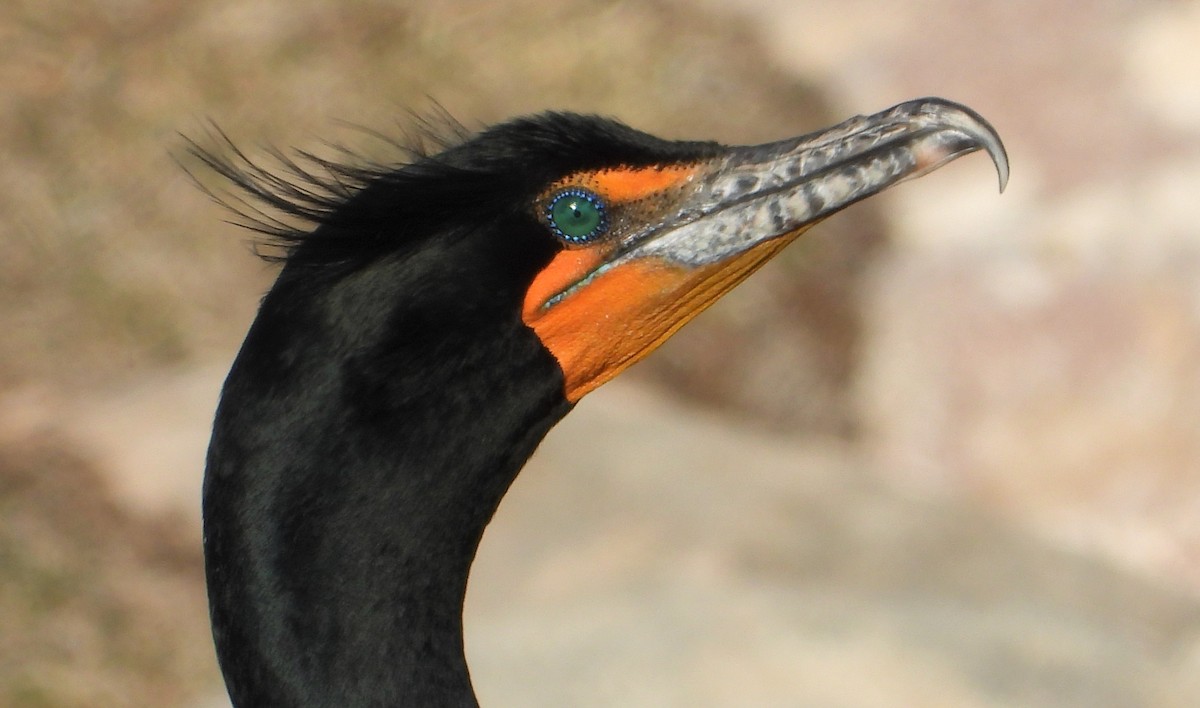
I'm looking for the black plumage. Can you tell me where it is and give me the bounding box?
[202,114,720,706]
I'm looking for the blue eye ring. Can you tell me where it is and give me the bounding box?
[546,188,608,244]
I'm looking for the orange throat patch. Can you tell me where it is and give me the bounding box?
[522,235,796,402]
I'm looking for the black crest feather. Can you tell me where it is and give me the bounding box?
[184,111,721,270]
[181,112,472,265]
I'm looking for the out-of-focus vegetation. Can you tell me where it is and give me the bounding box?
[0,437,212,707]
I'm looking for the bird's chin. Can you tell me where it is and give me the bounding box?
[522,230,799,402]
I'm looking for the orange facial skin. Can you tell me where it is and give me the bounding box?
[523,164,804,402]
[571,165,698,202]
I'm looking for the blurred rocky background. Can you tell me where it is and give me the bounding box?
[1,0,1198,706]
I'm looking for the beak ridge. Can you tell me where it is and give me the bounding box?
[627,97,1009,268]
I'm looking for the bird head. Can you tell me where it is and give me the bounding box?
[198,98,1006,406]
[517,99,1007,400]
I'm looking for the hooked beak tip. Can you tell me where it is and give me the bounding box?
[913,98,1009,192]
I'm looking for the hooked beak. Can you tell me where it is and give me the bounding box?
[623,97,1007,268]
[525,97,1009,401]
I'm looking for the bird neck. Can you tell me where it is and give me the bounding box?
[203,263,570,707]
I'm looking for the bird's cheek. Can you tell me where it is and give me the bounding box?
[522,236,794,403]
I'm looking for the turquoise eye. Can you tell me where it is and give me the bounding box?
[547,188,608,244]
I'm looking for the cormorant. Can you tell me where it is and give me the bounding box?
[200,98,1007,706]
